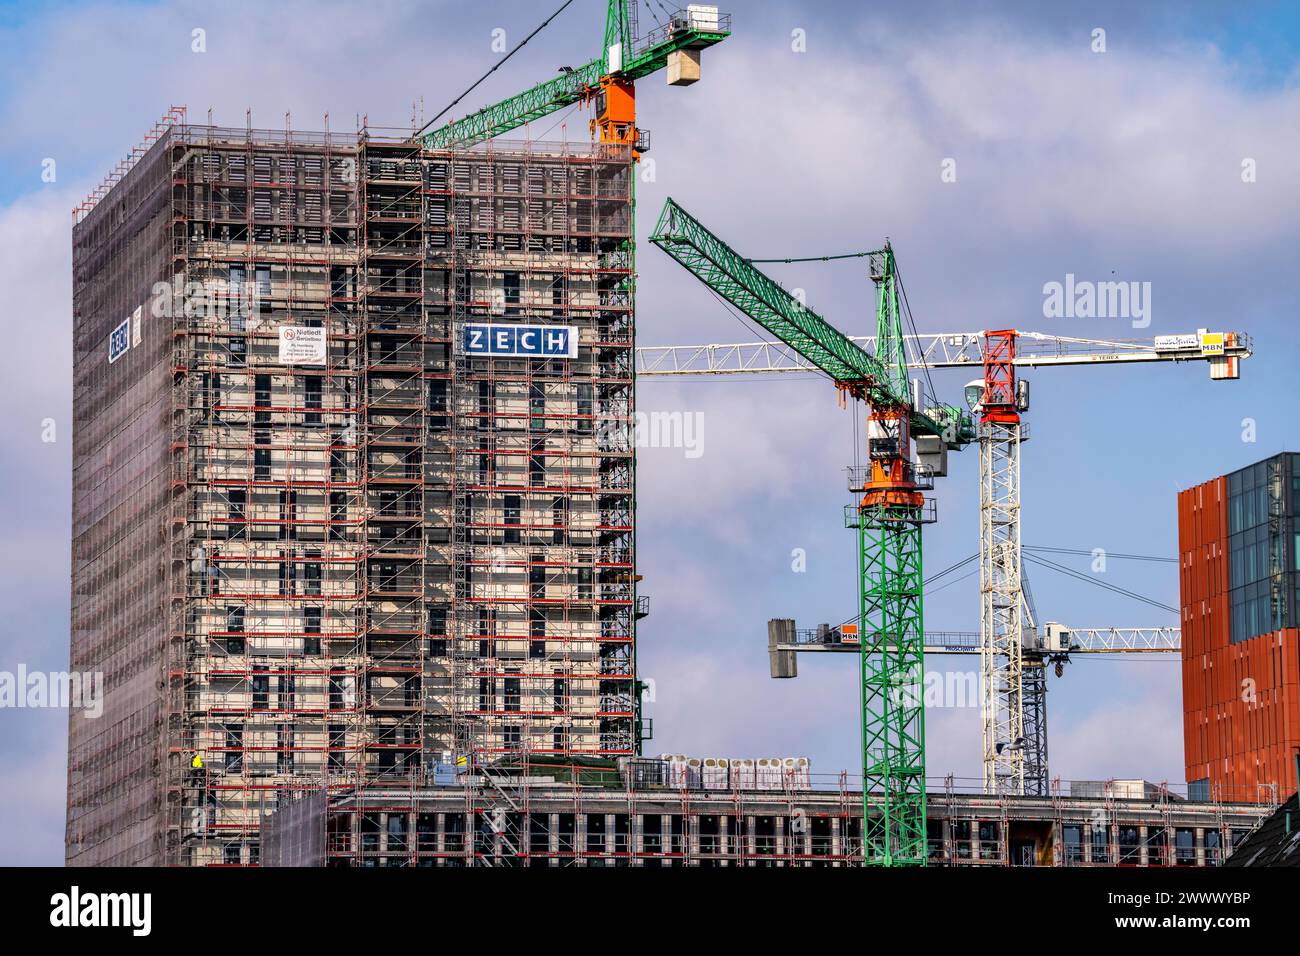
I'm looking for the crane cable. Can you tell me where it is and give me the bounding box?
[1023,553,1177,614]
[830,544,1177,631]
[415,0,579,139]
[740,247,944,408]
[1024,545,1176,564]
[745,251,876,264]
[892,257,941,415]
[643,0,674,26]
[827,553,980,631]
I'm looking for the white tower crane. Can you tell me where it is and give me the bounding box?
[637,328,1251,794]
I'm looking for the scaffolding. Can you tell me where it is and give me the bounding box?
[68,116,640,865]
[167,120,368,865]
[421,136,640,766]
[68,110,191,866]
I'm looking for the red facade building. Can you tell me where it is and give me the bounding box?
[1178,452,1300,803]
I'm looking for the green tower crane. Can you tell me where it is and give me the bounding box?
[650,197,972,865]
[415,3,731,754]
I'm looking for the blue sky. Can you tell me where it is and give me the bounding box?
[1,0,1298,864]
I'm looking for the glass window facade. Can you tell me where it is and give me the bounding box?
[1226,453,1298,642]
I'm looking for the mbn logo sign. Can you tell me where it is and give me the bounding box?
[464,324,579,358]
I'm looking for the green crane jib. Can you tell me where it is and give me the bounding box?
[650,197,971,445]
[421,3,732,150]
[650,196,970,867]
[421,60,604,150]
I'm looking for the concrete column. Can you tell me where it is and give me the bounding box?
[633,812,647,867]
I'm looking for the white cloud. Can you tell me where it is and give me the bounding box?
[637,377,850,541]
[644,19,1300,345]
[0,189,74,402]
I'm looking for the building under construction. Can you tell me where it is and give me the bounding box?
[66,5,1291,863]
[68,111,639,865]
[259,761,1273,867]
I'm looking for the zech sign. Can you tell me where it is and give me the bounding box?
[464,324,579,359]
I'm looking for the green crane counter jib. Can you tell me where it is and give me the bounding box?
[651,196,969,866]
[421,6,731,150]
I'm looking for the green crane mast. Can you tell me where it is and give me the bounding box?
[650,197,971,866]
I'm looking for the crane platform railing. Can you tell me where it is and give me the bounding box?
[619,9,733,79]
[775,626,1180,656]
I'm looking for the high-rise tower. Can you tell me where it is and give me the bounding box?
[68,115,640,865]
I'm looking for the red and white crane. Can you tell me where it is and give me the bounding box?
[637,328,1251,795]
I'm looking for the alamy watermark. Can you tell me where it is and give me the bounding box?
[599,410,705,459]
[892,667,981,709]
[149,273,263,324]
[0,666,103,718]
[1043,273,1151,328]
[50,886,150,936]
